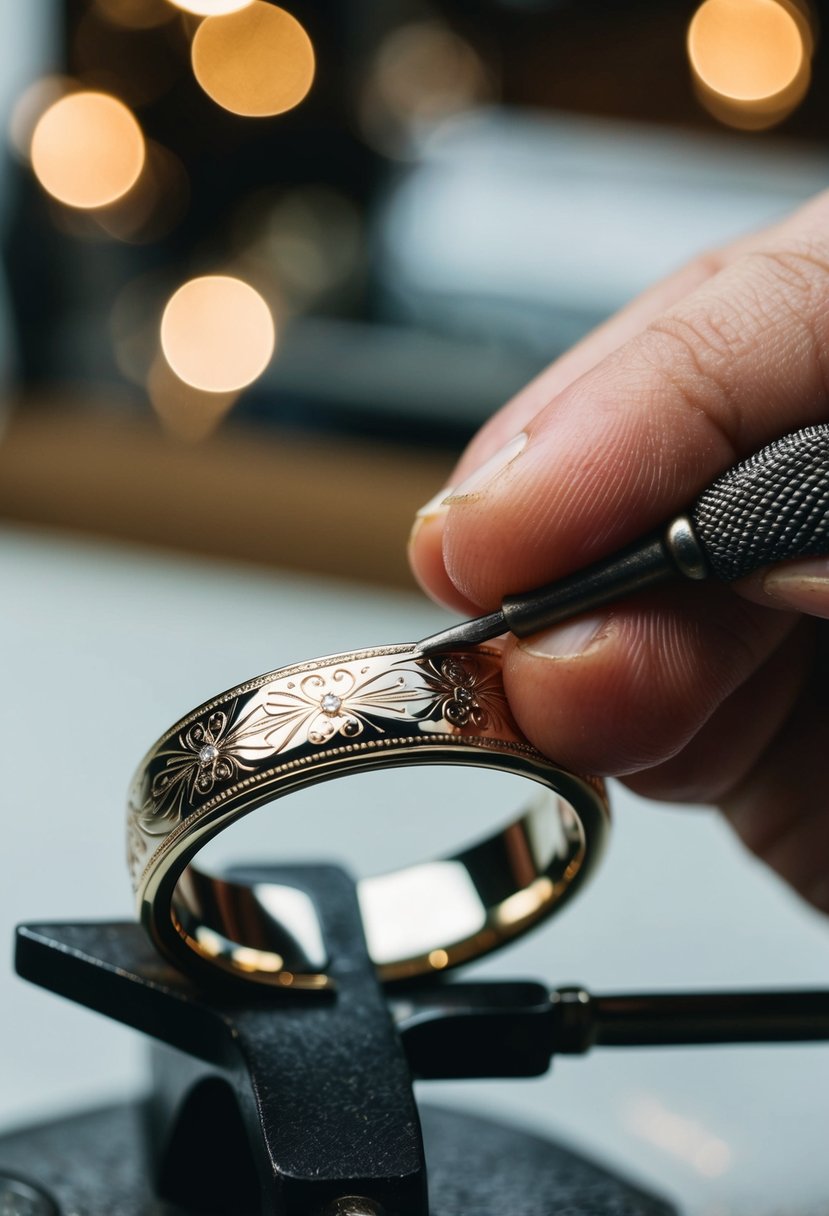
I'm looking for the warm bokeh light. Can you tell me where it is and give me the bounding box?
[148,354,240,441]
[167,0,253,14]
[689,0,803,99]
[30,91,145,209]
[191,2,315,117]
[687,0,811,128]
[160,275,275,393]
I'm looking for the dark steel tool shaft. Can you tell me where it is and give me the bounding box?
[550,986,829,1052]
[392,983,829,1079]
[417,424,829,655]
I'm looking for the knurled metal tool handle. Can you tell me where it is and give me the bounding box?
[419,424,829,653]
[692,423,829,580]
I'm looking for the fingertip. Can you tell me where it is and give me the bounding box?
[407,507,479,615]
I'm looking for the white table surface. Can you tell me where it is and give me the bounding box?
[2,524,827,1214]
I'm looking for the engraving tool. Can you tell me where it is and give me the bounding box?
[417,424,829,655]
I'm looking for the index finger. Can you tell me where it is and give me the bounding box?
[407,192,829,779]
[435,191,829,611]
[409,216,785,613]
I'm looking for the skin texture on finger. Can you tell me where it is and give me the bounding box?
[444,185,829,502]
[437,195,829,611]
[409,243,738,613]
[623,621,811,803]
[441,223,777,491]
[409,212,800,613]
[413,193,829,617]
[445,251,729,484]
[501,582,795,777]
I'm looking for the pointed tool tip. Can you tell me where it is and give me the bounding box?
[415,610,507,657]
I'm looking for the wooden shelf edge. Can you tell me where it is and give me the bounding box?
[0,401,456,589]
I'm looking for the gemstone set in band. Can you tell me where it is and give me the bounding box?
[128,643,609,988]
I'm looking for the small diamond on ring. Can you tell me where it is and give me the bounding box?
[321,693,342,715]
[198,743,219,766]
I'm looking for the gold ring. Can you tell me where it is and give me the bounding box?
[128,643,609,988]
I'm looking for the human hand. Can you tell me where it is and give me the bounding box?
[408,191,829,914]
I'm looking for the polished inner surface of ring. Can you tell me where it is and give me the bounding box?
[128,643,608,988]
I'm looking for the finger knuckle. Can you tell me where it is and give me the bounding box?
[635,238,829,451]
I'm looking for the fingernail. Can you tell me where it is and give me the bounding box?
[762,560,829,618]
[443,432,528,504]
[518,613,609,659]
[415,489,452,519]
[409,489,452,550]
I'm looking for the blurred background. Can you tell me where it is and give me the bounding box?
[0,0,828,582]
[3,3,829,1215]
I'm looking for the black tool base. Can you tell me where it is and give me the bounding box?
[0,1100,674,1216]
[10,864,675,1215]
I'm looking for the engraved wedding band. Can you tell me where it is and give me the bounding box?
[128,643,609,988]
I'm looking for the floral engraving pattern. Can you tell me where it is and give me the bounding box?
[140,703,272,833]
[261,664,427,748]
[129,648,517,883]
